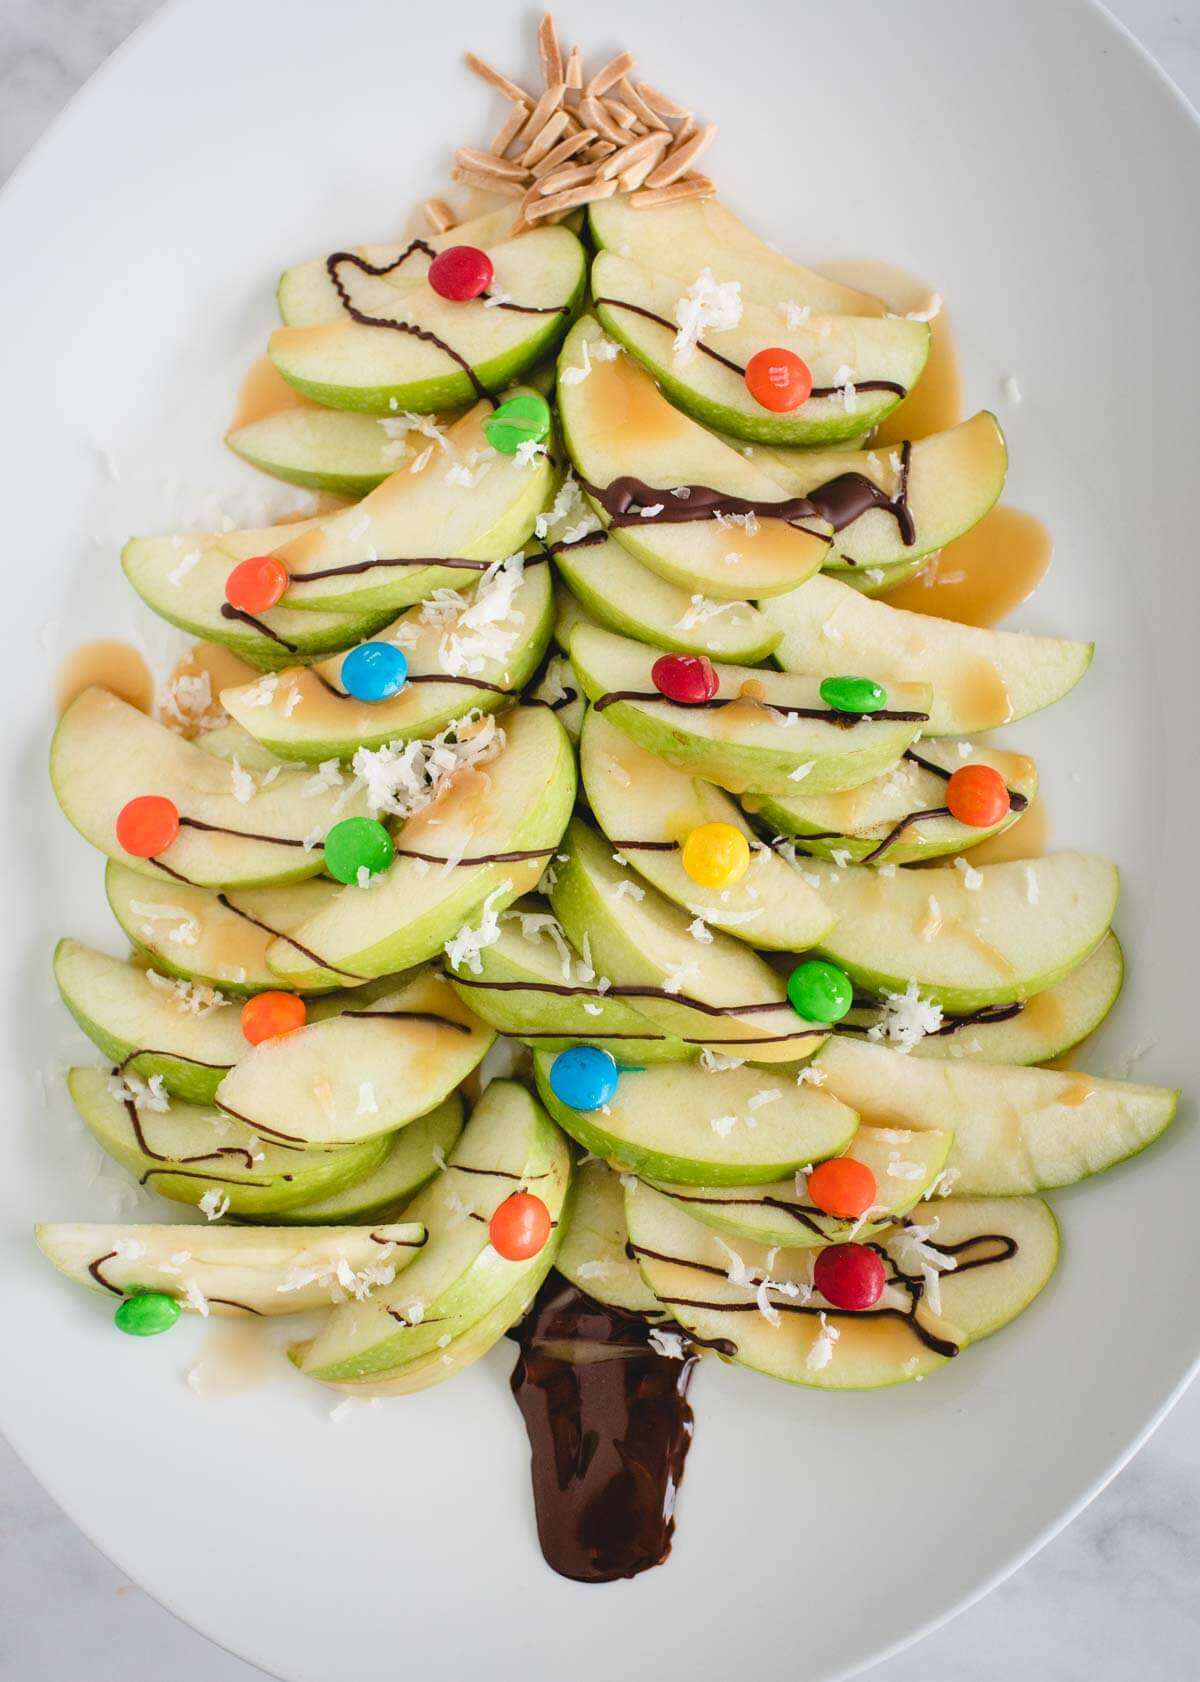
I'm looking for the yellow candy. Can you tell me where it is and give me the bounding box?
[681,822,751,889]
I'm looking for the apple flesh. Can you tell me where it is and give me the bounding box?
[227,405,456,499]
[555,1160,667,1317]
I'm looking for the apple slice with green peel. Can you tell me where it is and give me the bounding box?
[750,412,1007,574]
[553,533,781,663]
[105,864,344,994]
[193,724,291,773]
[66,1065,390,1215]
[298,1079,572,1383]
[557,317,828,599]
[761,574,1093,735]
[445,898,693,1062]
[221,556,553,762]
[747,740,1039,865]
[807,851,1118,1010]
[273,400,555,616]
[277,208,523,326]
[907,932,1124,1064]
[256,1095,464,1226]
[814,1037,1179,1194]
[526,652,585,741]
[226,406,458,499]
[579,709,834,949]
[122,522,393,673]
[588,195,885,316]
[645,1123,953,1247]
[591,253,929,446]
[625,1185,1059,1388]
[266,704,576,989]
[51,689,371,889]
[36,1217,426,1316]
[556,1160,668,1317]
[56,942,248,1103]
[534,1051,856,1185]
[215,970,493,1147]
[269,226,586,413]
[570,622,931,797]
[550,818,828,1064]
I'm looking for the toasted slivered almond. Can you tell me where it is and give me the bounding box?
[620,149,666,192]
[535,162,596,197]
[423,198,457,234]
[525,176,619,221]
[637,82,693,122]
[515,83,566,147]
[537,13,563,87]
[643,122,717,189]
[582,139,618,162]
[490,102,531,156]
[565,45,583,90]
[520,109,572,168]
[603,97,639,129]
[616,77,669,131]
[455,146,528,180]
[451,167,528,200]
[585,50,637,98]
[579,94,628,145]
[464,52,531,105]
[598,130,669,182]
[631,173,716,208]
[530,127,597,179]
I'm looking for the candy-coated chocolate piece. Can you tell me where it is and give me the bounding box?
[241,991,307,1044]
[744,347,813,412]
[428,244,494,301]
[812,1243,886,1311]
[650,652,719,705]
[819,674,889,715]
[807,1157,878,1220]
[323,816,395,885]
[489,1191,552,1260]
[548,1045,620,1111]
[225,554,289,615]
[787,959,853,1024]
[115,1291,182,1337]
[341,642,409,703]
[483,392,552,454]
[946,762,1012,828]
[115,794,180,858]
[681,822,751,889]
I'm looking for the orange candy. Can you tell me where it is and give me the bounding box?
[807,1157,878,1220]
[225,554,289,615]
[240,991,307,1045]
[489,1192,552,1261]
[744,347,813,412]
[115,794,180,858]
[946,762,1011,828]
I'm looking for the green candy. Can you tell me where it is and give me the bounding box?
[483,393,551,455]
[324,816,395,885]
[787,959,854,1024]
[819,674,889,715]
[115,1291,182,1337]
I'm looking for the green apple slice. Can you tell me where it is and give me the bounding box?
[36,1217,425,1316]
[593,253,929,445]
[550,819,828,1064]
[221,556,553,761]
[556,1160,668,1316]
[761,574,1093,735]
[807,851,1118,1010]
[553,533,781,663]
[52,689,372,889]
[748,740,1039,865]
[298,1079,571,1382]
[269,226,585,413]
[814,1037,1179,1194]
[193,724,291,772]
[579,708,833,948]
[272,400,554,615]
[588,195,885,315]
[56,941,247,1103]
[625,1185,1058,1388]
[557,317,828,599]
[907,932,1124,1064]
[66,1065,390,1215]
[445,898,693,1062]
[226,405,455,498]
[570,622,931,797]
[645,1124,952,1247]
[751,412,1007,573]
[534,1050,856,1184]
[122,521,392,672]
[265,704,576,989]
[105,863,343,994]
[526,651,585,741]
[255,1095,464,1226]
[215,970,493,1147]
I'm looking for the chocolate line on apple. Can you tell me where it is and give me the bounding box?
[446,974,802,1018]
[219,603,299,651]
[177,816,307,848]
[311,669,512,699]
[339,1008,475,1032]
[838,999,1026,1040]
[591,689,930,725]
[650,1187,833,1241]
[116,1048,230,1077]
[592,295,910,405]
[284,534,595,588]
[452,1163,552,1181]
[215,893,369,982]
[85,1250,262,1313]
[119,1091,259,1171]
[388,844,557,866]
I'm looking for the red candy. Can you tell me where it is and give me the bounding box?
[241,991,307,1045]
[744,347,813,413]
[946,762,1011,828]
[813,1243,886,1311]
[428,245,494,302]
[115,795,180,858]
[807,1157,878,1221]
[489,1192,552,1261]
[225,554,289,615]
[651,653,720,705]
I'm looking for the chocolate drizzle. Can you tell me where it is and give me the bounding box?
[179,816,306,848]
[339,1008,474,1033]
[390,844,557,866]
[218,603,299,651]
[86,1248,261,1313]
[215,892,368,982]
[592,688,929,725]
[121,1091,257,1171]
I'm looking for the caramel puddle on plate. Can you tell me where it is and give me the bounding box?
[229,355,318,431]
[55,640,155,717]
[161,641,262,736]
[883,507,1054,628]
[185,1319,288,1398]
[955,797,1052,868]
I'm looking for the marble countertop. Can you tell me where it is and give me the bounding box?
[3,2,1200,1678]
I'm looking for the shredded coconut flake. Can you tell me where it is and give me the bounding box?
[673,268,742,363]
[867,980,944,1052]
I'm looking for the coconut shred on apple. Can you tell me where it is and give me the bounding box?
[40,10,1178,1590]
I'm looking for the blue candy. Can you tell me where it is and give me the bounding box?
[341,642,408,703]
[549,1045,620,1111]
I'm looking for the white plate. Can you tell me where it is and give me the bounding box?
[0,1,1196,1677]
